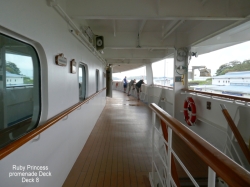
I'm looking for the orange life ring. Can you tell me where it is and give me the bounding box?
[183,97,196,126]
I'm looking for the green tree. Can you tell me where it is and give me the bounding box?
[215,63,230,76]
[23,77,33,84]
[242,60,250,64]
[215,60,250,76]
[229,60,241,66]
[6,61,21,75]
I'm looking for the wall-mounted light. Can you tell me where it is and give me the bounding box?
[191,52,198,57]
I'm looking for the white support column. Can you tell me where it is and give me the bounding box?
[173,48,189,119]
[146,63,153,85]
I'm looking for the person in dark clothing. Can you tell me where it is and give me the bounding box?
[127,79,136,96]
[135,79,145,100]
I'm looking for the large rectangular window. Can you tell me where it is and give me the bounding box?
[152,58,174,86]
[188,41,250,98]
[0,34,41,148]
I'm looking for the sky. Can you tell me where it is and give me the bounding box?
[6,53,33,78]
[113,66,147,80]
[189,40,250,76]
[113,40,250,79]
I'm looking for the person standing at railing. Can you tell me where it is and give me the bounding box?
[135,79,145,100]
[123,76,128,93]
[127,79,136,96]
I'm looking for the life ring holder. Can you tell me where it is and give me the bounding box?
[183,97,196,126]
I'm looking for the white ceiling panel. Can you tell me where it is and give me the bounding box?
[63,0,250,72]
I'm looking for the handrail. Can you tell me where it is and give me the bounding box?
[0,88,106,160]
[182,89,250,102]
[220,104,250,164]
[149,103,250,187]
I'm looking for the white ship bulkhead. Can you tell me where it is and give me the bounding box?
[0,1,106,187]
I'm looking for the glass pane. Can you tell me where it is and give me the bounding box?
[79,66,83,98]
[0,34,40,148]
[6,53,33,86]
[78,64,87,100]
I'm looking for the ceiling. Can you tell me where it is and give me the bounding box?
[59,0,250,72]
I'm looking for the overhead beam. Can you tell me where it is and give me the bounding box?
[68,0,250,20]
[113,20,116,37]
[201,0,208,6]
[190,14,250,46]
[104,46,174,50]
[107,61,146,65]
[162,20,184,40]
[106,57,163,60]
[102,48,174,60]
[73,16,245,21]
[157,0,161,15]
[138,20,147,36]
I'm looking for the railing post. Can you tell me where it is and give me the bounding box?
[208,167,216,187]
[167,127,172,187]
[152,111,156,186]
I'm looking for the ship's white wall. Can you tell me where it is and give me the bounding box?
[146,64,153,85]
[0,0,106,187]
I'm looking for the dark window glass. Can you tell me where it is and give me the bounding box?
[0,34,41,148]
[96,69,99,92]
[79,63,87,100]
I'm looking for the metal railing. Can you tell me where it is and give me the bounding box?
[182,89,250,107]
[149,103,250,187]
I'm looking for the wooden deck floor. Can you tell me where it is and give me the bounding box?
[63,90,153,187]
[63,90,207,187]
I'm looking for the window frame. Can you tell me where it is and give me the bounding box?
[78,62,88,100]
[0,33,41,148]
